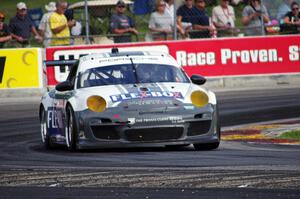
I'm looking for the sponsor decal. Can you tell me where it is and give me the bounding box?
[128,118,136,125]
[134,116,184,124]
[289,45,300,61]
[47,107,63,129]
[126,99,174,106]
[110,91,183,102]
[176,49,282,66]
[171,37,300,76]
[46,36,300,86]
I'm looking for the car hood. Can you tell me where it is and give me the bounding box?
[72,82,212,111]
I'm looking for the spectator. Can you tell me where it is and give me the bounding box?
[49,0,75,46]
[0,12,12,48]
[110,0,139,43]
[9,2,42,47]
[212,0,236,37]
[176,0,195,37]
[277,0,294,22]
[149,0,173,40]
[190,0,215,38]
[282,1,300,33]
[242,0,270,36]
[38,2,56,47]
[165,0,175,22]
[164,0,185,37]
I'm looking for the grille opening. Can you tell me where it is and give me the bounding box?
[124,127,184,142]
[101,118,112,123]
[91,126,120,140]
[194,114,203,119]
[187,120,211,136]
[139,87,149,91]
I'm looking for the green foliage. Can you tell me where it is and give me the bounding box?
[278,130,300,140]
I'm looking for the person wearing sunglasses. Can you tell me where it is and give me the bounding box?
[148,0,173,41]
[0,12,12,48]
[242,0,270,36]
[110,0,138,43]
[282,1,300,33]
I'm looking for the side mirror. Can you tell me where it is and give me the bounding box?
[190,74,206,85]
[55,81,73,92]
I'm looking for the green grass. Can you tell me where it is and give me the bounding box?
[278,130,300,140]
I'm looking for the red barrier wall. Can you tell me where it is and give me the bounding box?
[46,35,300,86]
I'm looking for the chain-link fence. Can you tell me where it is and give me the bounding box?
[0,0,299,48]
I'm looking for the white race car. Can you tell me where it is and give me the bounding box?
[40,48,220,151]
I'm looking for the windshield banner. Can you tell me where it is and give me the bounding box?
[46,35,300,86]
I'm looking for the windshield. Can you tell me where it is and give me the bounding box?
[78,63,190,88]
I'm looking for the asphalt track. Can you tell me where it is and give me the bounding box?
[0,87,300,198]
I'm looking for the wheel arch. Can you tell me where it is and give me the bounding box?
[39,103,45,121]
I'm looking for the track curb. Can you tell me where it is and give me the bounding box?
[221,118,300,145]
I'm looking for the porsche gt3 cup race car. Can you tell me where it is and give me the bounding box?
[39,48,220,151]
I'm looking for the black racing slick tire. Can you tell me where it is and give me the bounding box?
[193,142,220,151]
[40,107,53,149]
[65,106,78,152]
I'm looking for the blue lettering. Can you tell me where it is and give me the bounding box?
[110,91,183,102]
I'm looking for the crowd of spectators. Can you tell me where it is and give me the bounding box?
[148,0,174,40]
[0,0,299,48]
[9,2,43,47]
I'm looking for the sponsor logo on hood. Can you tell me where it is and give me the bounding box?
[110,91,183,102]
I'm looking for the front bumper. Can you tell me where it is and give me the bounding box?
[75,104,219,149]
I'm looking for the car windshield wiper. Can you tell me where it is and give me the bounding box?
[129,57,139,84]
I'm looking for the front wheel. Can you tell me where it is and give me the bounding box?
[40,107,53,149]
[193,142,220,150]
[194,104,220,151]
[65,106,78,152]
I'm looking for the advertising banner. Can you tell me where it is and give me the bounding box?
[0,48,43,89]
[46,35,300,86]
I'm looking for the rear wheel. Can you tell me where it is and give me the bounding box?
[65,106,78,152]
[40,107,53,149]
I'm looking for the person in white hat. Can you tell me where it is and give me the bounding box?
[110,0,139,43]
[9,2,42,47]
[38,2,56,47]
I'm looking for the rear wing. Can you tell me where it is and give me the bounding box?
[44,60,78,67]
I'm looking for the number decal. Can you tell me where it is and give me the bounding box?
[0,57,6,84]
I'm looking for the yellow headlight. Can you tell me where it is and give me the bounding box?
[190,91,209,107]
[87,95,107,112]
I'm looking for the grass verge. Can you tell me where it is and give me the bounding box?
[277,130,300,140]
